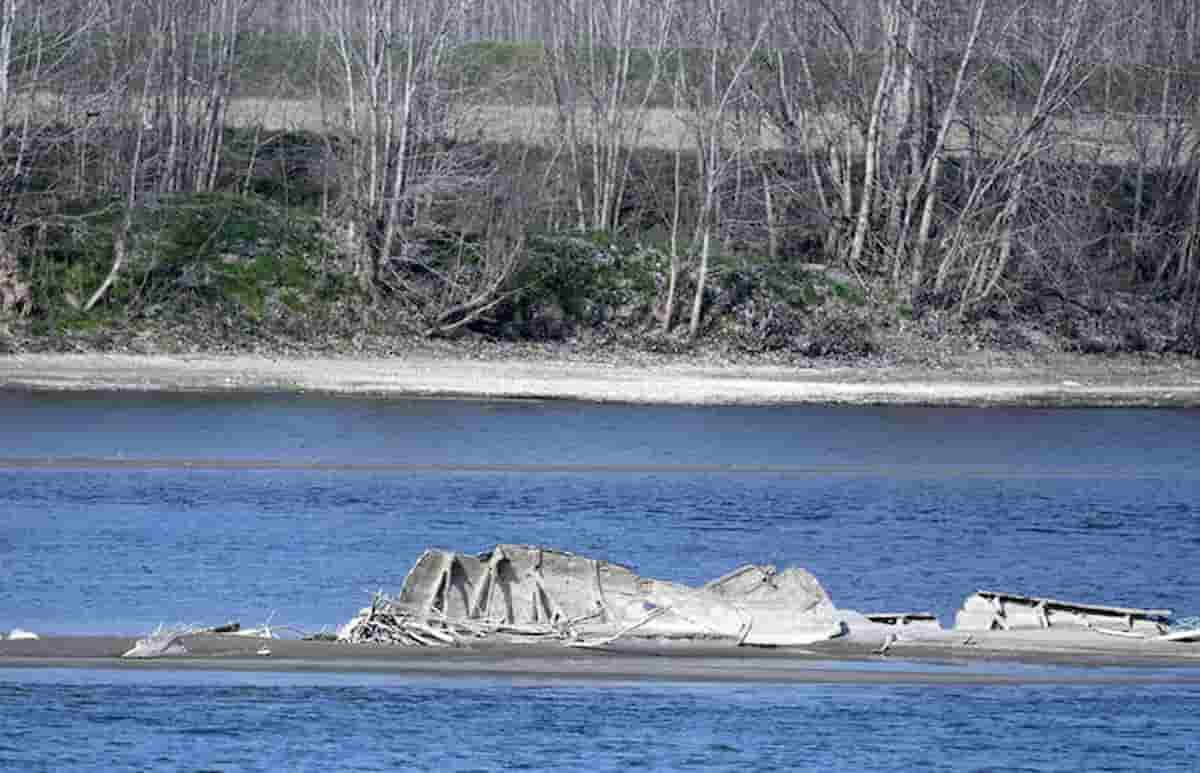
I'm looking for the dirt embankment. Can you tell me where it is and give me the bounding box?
[3,350,1200,407]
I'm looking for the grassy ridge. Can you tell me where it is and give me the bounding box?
[16,27,1199,112]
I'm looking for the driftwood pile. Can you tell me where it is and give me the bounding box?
[336,591,568,647]
[337,544,847,648]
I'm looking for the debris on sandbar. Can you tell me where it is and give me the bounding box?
[335,544,1200,657]
[105,545,1198,661]
[122,624,192,658]
[121,618,278,659]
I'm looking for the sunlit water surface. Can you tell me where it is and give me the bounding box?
[2,392,1198,769]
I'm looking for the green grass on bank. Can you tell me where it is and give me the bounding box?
[25,192,341,337]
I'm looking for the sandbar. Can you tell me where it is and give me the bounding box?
[2,635,1199,685]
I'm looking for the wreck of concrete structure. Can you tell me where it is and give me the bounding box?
[335,544,1200,654]
[337,544,867,648]
[955,590,1174,636]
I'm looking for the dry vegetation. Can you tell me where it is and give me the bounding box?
[217,99,1188,164]
[3,0,1200,360]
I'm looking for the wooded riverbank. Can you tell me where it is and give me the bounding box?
[4,4,1200,360]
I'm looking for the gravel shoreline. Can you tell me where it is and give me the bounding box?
[3,352,1200,406]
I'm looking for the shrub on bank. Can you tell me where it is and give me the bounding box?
[23,193,339,342]
[510,233,664,336]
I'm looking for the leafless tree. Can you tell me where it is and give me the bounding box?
[760,0,1143,314]
[319,0,475,291]
[1,0,108,311]
[674,0,771,339]
[542,0,676,233]
[84,0,165,310]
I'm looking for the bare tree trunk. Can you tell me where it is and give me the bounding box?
[0,0,18,136]
[87,15,162,311]
[683,0,771,341]
[933,0,1095,307]
[911,0,989,291]
[0,0,22,238]
[762,159,778,260]
[661,64,685,334]
[379,13,417,287]
[544,0,675,233]
[687,223,711,340]
[846,0,901,269]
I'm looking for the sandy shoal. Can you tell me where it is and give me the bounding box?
[3,352,1200,406]
[2,635,1198,685]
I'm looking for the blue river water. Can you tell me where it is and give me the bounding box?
[1,669,1198,772]
[1,390,1199,770]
